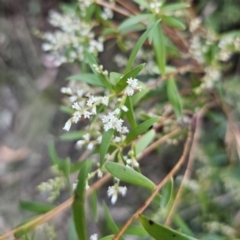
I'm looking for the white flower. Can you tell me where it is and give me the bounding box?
[113,136,121,143]
[101,7,114,20]
[96,136,102,143]
[63,120,72,131]
[101,96,109,106]
[87,142,94,150]
[72,182,78,191]
[97,168,103,178]
[90,234,98,240]
[101,112,125,133]
[124,86,134,96]
[121,105,128,112]
[126,158,139,168]
[124,77,142,96]
[107,185,127,204]
[76,140,84,148]
[61,87,72,95]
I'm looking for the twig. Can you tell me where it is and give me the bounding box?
[113,123,194,239]
[0,127,180,239]
[147,65,202,89]
[95,0,131,17]
[0,174,111,240]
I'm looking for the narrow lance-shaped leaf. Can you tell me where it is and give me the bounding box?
[114,63,145,94]
[84,52,112,90]
[72,161,92,240]
[67,73,104,87]
[167,77,183,119]
[161,3,190,12]
[131,83,149,105]
[105,162,156,190]
[19,201,55,214]
[125,117,159,144]
[60,130,84,141]
[136,129,156,155]
[153,22,166,75]
[118,13,152,33]
[99,236,115,240]
[162,16,186,30]
[125,19,160,73]
[90,190,98,222]
[100,129,114,167]
[138,214,199,240]
[160,177,174,209]
[102,202,124,240]
[125,96,137,128]
[132,0,150,10]
[14,216,39,238]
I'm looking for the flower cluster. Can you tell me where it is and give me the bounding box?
[124,77,142,96]
[38,176,66,202]
[149,0,162,14]
[124,150,139,168]
[63,93,109,131]
[218,35,240,61]
[101,108,129,133]
[41,10,103,67]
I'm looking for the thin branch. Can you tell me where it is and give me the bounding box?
[147,65,202,89]
[113,123,194,240]
[0,127,180,239]
[95,0,131,17]
[0,174,111,240]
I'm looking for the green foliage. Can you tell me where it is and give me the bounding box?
[7,0,240,240]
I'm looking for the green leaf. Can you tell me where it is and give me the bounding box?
[60,131,84,141]
[162,16,186,30]
[160,178,174,209]
[67,73,104,87]
[118,14,152,33]
[90,190,98,222]
[84,52,112,90]
[132,0,150,10]
[72,161,92,240]
[138,214,199,240]
[115,64,145,94]
[173,213,194,236]
[19,201,55,214]
[48,142,61,165]
[161,3,190,12]
[125,225,148,236]
[105,162,156,190]
[125,96,137,128]
[135,129,156,155]
[100,129,114,166]
[60,105,74,114]
[14,216,38,238]
[167,78,183,118]
[102,202,124,240]
[125,20,160,73]
[125,117,159,145]
[109,72,122,86]
[99,235,115,240]
[69,216,78,240]
[24,234,31,240]
[153,23,166,75]
[69,162,85,173]
[131,83,149,105]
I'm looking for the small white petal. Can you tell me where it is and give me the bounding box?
[111,194,117,204]
[63,120,72,131]
[90,234,98,240]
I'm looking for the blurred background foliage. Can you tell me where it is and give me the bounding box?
[0,0,240,239]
